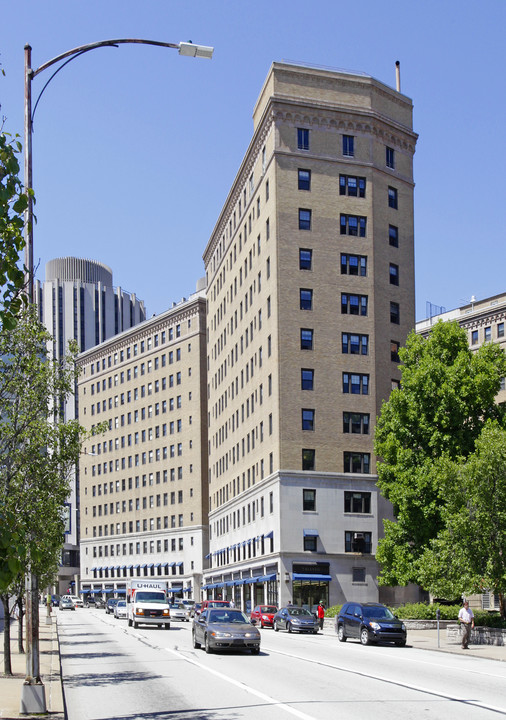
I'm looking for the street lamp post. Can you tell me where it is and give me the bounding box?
[21,38,212,714]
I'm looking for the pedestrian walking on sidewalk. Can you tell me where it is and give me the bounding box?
[317,601,325,630]
[458,600,474,649]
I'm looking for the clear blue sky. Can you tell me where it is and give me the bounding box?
[1,0,505,321]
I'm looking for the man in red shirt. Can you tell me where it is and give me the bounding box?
[317,601,325,630]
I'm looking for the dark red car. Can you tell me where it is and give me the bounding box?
[250,604,277,628]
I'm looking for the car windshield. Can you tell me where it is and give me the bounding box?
[287,607,312,617]
[260,606,276,613]
[117,601,126,607]
[208,610,249,624]
[135,592,166,603]
[362,606,395,620]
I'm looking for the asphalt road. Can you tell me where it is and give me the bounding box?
[57,609,506,720]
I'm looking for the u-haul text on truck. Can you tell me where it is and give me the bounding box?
[126,579,171,629]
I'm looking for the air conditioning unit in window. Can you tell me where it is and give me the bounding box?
[353,533,365,540]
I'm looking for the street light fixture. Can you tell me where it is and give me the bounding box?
[21,37,213,714]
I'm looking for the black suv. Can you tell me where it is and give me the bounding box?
[336,602,406,646]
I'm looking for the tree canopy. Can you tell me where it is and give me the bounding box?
[0,131,32,330]
[374,320,506,592]
[0,307,82,594]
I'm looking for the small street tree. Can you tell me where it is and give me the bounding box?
[418,421,506,617]
[0,307,83,674]
[374,320,506,590]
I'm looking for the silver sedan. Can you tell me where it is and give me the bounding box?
[192,608,261,654]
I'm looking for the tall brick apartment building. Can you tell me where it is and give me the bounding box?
[202,62,418,609]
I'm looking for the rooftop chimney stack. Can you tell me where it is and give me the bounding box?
[395,60,401,92]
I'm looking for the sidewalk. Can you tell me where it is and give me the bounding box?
[0,612,64,720]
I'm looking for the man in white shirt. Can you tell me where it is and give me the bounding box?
[458,600,474,649]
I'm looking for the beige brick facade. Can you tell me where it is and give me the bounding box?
[202,63,417,609]
[77,292,209,599]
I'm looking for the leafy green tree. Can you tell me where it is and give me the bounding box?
[0,131,32,330]
[418,421,506,617]
[0,307,83,674]
[374,320,506,588]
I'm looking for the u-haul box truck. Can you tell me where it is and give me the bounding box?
[126,579,171,629]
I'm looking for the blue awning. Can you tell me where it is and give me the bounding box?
[134,564,140,569]
[115,565,121,570]
[263,531,274,539]
[184,586,192,593]
[120,565,126,570]
[292,573,332,582]
[170,586,182,592]
[148,563,154,568]
[141,564,147,569]
[225,581,235,587]
[303,529,319,537]
[176,561,183,566]
[169,562,176,567]
[204,553,211,559]
[256,573,276,582]
[161,562,169,567]
[155,563,161,568]
[115,588,126,594]
[127,565,134,569]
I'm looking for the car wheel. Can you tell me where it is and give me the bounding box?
[337,625,347,642]
[395,639,406,647]
[287,622,292,633]
[192,631,201,649]
[205,634,213,654]
[133,620,138,629]
[251,647,260,655]
[313,629,318,634]
[128,618,132,627]
[260,620,264,629]
[274,621,279,632]
[165,623,170,630]
[360,628,370,646]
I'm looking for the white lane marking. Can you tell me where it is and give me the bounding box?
[268,633,506,680]
[262,645,506,715]
[164,646,318,720]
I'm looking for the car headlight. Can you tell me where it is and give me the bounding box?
[369,622,381,630]
[163,609,170,616]
[244,632,259,638]
[291,618,301,623]
[401,623,406,632]
[211,631,232,638]
[262,615,269,620]
[135,609,145,616]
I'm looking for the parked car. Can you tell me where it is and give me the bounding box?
[273,606,319,634]
[181,599,195,614]
[251,605,277,628]
[114,600,127,619]
[200,600,231,613]
[95,597,106,609]
[59,597,75,611]
[335,602,407,646]
[191,603,203,618]
[106,598,119,614]
[192,608,260,654]
[69,595,83,608]
[51,595,60,607]
[169,603,191,622]
[84,595,97,608]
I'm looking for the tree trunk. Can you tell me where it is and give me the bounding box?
[1,594,12,676]
[499,591,505,620]
[17,596,24,653]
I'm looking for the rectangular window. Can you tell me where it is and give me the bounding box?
[485,326,492,342]
[386,146,395,169]
[340,214,367,237]
[302,449,315,471]
[389,225,399,247]
[299,249,312,270]
[343,412,370,435]
[345,531,372,553]
[471,330,479,345]
[341,294,368,316]
[342,333,368,355]
[343,135,354,157]
[302,409,315,431]
[300,288,313,310]
[300,328,314,350]
[303,488,316,511]
[342,373,369,395]
[498,323,504,338]
[345,491,371,513]
[339,175,366,197]
[389,263,399,286]
[299,209,312,230]
[297,128,309,150]
[352,567,366,582]
[343,452,371,474]
[298,169,311,190]
[341,254,367,276]
[303,536,317,551]
[301,368,314,390]
[390,302,400,324]
[388,186,398,209]
[391,341,400,362]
